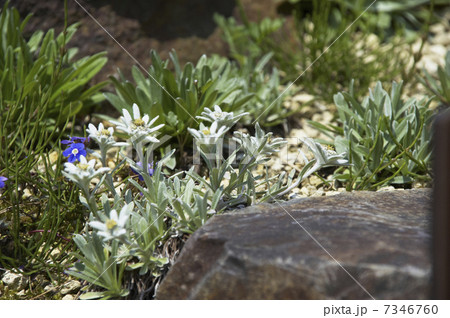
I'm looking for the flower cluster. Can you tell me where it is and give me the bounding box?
[63,102,350,300]
[62,155,110,196]
[197,105,248,127]
[188,105,249,167]
[233,123,286,164]
[115,103,164,144]
[86,123,114,145]
[90,203,132,241]
[86,123,128,166]
[188,121,227,146]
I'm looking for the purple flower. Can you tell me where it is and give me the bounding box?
[131,162,155,181]
[0,176,7,188]
[61,136,89,146]
[62,143,87,163]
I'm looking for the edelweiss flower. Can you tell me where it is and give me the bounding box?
[62,155,110,192]
[87,123,114,142]
[301,138,349,168]
[89,203,132,241]
[86,123,128,147]
[233,123,286,163]
[115,103,164,144]
[188,121,227,145]
[196,105,248,128]
[276,138,350,198]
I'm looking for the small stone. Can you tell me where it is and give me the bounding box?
[431,33,450,47]
[1,270,28,291]
[311,113,323,123]
[377,186,395,192]
[429,44,447,59]
[22,188,32,199]
[300,185,316,197]
[49,151,59,165]
[321,111,334,124]
[50,248,61,258]
[60,280,81,295]
[308,175,322,187]
[43,284,58,295]
[311,188,325,197]
[292,93,315,104]
[419,58,438,74]
[16,290,27,297]
[62,294,76,300]
[430,23,445,35]
[301,123,320,138]
[107,160,116,169]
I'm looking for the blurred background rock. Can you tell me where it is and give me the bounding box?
[2,0,280,83]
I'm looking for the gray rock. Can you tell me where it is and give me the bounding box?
[60,280,81,295]
[157,189,432,299]
[1,270,28,291]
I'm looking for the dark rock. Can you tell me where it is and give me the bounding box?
[156,189,432,299]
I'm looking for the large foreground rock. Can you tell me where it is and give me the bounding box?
[157,189,432,299]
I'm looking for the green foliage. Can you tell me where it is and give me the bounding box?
[0,2,108,128]
[238,53,295,126]
[336,0,446,40]
[65,104,350,298]
[214,8,284,67]
[216,0,414,101]
[67,233,129,300]
[310,81,434,190]
[0,1,105,283]
[420,50,450,106]
[0,133,84,278]
[294,0,401,100]
[105,49,293,157]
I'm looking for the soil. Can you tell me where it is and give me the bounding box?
[3,0,281,84]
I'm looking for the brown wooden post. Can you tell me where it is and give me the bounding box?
[433,109,450,299]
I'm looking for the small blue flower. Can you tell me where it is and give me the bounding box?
[62,143,87,163]
[0,176,7,188]
[131,162,155,181]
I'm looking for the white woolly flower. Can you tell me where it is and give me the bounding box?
[301,138,349,168]
[196,105,248,128]
[188,121,227,145]
[86,122,128,157]
[62,155,110,193]
[115,103,164,144]
[63,155,110,181]
[233,123,286,164]
[87,122,114,142]
[89,203,133,241]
